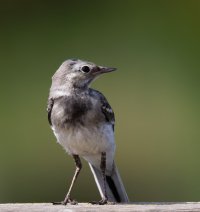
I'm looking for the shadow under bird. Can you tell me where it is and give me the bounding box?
[47,59,129,205]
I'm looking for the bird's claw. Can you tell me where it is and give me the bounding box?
[90,198,115,205]
[52,198,78,205]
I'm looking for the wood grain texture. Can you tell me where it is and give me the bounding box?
[1,203,200,212]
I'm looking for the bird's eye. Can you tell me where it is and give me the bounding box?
[80,66,90,73]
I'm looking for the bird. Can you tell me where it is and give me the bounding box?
[47,59,129,205]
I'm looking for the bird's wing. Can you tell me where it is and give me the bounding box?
[101,96,115,130]
[47,98,54,126]
[90,89,115,131]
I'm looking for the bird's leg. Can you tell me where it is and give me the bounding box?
[53,154,82,205]
[91,152,108,205]
[99,152,108,204]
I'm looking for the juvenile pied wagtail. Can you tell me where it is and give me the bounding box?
[47,59,129,205]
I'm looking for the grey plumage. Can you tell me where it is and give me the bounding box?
[47,59,129,204]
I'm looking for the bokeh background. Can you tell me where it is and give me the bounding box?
[0,0,200,203]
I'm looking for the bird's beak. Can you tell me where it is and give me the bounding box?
[100,66,117,73]
[92,66,117,75]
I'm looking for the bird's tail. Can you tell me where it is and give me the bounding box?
[89,161,129,203]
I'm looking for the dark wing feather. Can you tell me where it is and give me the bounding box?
[90,89,115,131]
[101,98,115,131]
[47,98,54,126]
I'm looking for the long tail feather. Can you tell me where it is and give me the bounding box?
[89,161,129,203]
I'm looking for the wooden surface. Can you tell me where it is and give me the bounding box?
[1,203,200,212]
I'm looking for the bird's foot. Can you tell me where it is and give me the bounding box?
[52,197,78,205]
[90,198,115,205]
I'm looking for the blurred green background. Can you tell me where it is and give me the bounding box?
[0,0,200,203]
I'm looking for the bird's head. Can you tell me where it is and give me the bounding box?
[50,59,116,97]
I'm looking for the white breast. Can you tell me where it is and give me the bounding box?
[53,124,115,155]
[52,124,115,171]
